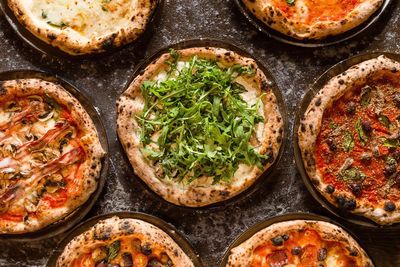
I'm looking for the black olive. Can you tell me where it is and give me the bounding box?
[349,183,362,197]
[147,259,163,267]
[142,245,152,255]
[384,201,396,212]
[282,234,289,241]
[393,151,400,162]
[95,261,107,267]
[346,102,356,115]
[360,153,372,164]
[383,164,397,177]
[318,264,325,267]
[122,252,133,267]
[336,196,356,210]
[361,121,372,133]
[291,246,302,255]
[318,248,327,261]
[271,236,284,246]
[394,93,400,108]
[326,138,336,151]
[325,185,335,194]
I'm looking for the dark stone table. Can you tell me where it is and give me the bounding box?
[0,1,399,266]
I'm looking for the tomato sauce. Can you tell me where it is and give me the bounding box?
[315,71,400,204]
[273,0,361,24]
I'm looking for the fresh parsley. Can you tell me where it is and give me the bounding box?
[137,50,267,184]
[107,240,120,261]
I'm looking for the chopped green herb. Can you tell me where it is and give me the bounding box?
[47,21,69,29]
[339,167,366,181]
[329,122,338,130]
[342,131,355,152]
[107,240,120,261]
[41,10,47,19]
[286,0,295,5]
[386,156,397,166]
[382,137,399,148]
[137,50,266,183]
[355,119,368,146]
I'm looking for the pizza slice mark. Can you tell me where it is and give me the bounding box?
[0,147,84,217]
[73,236,174,267]
[316,71,400,207]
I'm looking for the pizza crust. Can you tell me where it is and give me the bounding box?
[241,0,384,40]
[298,56,400,225]
[116,47,284,207]
[0,79,105,234]
[7,0,157,55]
[56,216,194,267]
[227,220,374,267]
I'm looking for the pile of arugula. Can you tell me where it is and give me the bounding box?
[137,50,268,184]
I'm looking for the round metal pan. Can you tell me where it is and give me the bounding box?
[294,52,400,228]
[0,70,109,240]
[219,212,376,267]
[46,211,204,267]
[119,38,288,210]
[234,0,394,48]
[0,0,163,59]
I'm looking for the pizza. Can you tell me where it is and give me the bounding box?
[241,0,384,40]
[299,56,400,225]
[117,47,284,207]
[56,216,195,267]
[0,79,105,234]
[7,0,158,55]
[227,220,374,267]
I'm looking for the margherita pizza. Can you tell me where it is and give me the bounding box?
[0,79,105,234]
[299,56,400,225]
[117,47,284,207]
[7,0,158,55]
[56,216,194,267]
[241,0,384,40]
[227,220,373,267]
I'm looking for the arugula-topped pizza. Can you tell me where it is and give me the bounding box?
[0,79,105,234]
[7,0,158,55]
[299,56,400,225]
[241,0,384,40]
[117,47,284,207]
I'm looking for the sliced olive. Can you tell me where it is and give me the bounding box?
[141,244,152,255]
[360,153,372,164]
[325,185,335,194]
[383,165,396,177]
[281,234,289,241]
[326,138,336,151]
[361,121,372,133]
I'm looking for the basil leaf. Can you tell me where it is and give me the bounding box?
[378,114,391,128]
[355,119,367,146]
[340,167,366,181]
[342,131,355,152]
[107,240,120,261]
[360,85,371,107]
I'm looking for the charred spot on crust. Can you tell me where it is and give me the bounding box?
[315,97,322,107]
[93,225,113,241]
[47,34,57,41]
[101,33,118,50]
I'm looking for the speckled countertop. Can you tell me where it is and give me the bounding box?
[0,1,399,266]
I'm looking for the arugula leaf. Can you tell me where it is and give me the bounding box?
[342,131,354,152]
[107,240,120,261]
[137,50,265,183]
[355,119,368,146]
[286,0,295,5]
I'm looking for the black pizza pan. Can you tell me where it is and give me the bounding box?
[0,70,109,241]
[0,0,163,59]
[46,212,204,267]
[219,212,376,267]
[118,38,288,210]
[233,0,393,48]
[294,52,400,229]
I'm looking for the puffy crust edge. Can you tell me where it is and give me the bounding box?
[241,0,384,40]
[0,79,105,234]
[298,56,400,225]
[116,47,284,207]
[7,0,157,55]
[227,220,374,267]
[56,216,194,267]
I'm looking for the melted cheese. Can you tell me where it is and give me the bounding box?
[28,0,139,39]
